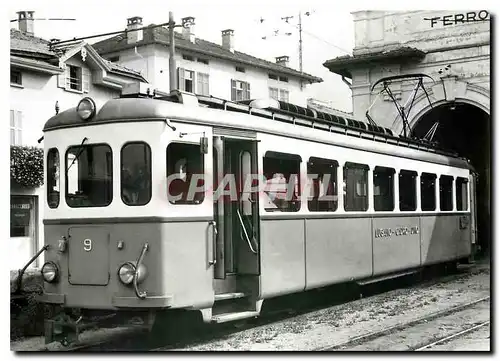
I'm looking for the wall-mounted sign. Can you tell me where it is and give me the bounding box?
[424,11,489,28]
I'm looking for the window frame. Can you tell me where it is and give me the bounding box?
[10,69,22,86]
[65,143,113,208]
[263,151,302,213]
[231,79,251,101]
[373,166,395,212]
[343,162,369,212]
[399,169,417,211]
[166,142,205,205]
[307,157,338,212]
[456,177,469,211]
[120,142,152,207]
[420,172,437,211]
[439,175,454,211]
[47,148,60,209]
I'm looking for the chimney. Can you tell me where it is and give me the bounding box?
[221,29,235,53]
[182,17,196,43]
[126,16,143,44]
[17,11,35,35]
[276,55,289,68]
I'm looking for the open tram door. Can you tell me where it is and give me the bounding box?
[212,132,261,303]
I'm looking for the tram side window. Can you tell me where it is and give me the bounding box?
[167,143,205,205]
[263,151,301,212]
[420,173,437,211]
[47,148,60,208]
[344,162,369,212]
[373,166,395,211]
[440,175,454,211]
[307,157,338,212]
[66,144,113,208]
[399,170,417,211]
[456,177,469,211]
[121,142,152,206]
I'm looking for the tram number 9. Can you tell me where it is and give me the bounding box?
[83,239,92,252]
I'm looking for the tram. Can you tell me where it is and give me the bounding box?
[35,83,476,344]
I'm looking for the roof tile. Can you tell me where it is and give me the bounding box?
[92,26,322,83]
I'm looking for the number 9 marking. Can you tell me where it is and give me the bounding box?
[83,239,92,252]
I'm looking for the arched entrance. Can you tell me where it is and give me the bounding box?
[411,102,491,256]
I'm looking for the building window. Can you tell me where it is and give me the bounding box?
[421,173,437,211]
[11,69,22,86]
[197,72,210,96]
[178,68,194,93]
[62,65,90,93]
[439,175,454,211]
[456,177,468,211]
[279,89,289,102]
[399,170,417,211]
[344,162,369,212]
[269,87,278,100]
[269,87,289,102]
[10,196,34,238]
[268,73,278,80]
[167,143,205,205]
[197,58,209,65]
[279,76,289,82]
[10,110,22,146]
[65,144,113,208]
[121,142,152,206]
[47,148,60,208]
[307,157,338,212]
[182,54,194,61]
[231,79,250,101]
[236,66,245,73]
[373,166,395,211]
[263,151,301,212]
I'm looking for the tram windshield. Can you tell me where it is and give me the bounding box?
[66,144,113,207]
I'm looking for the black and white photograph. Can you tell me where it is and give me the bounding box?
[8,1,491,353]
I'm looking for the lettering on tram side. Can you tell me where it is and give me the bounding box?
[374,226,419,238]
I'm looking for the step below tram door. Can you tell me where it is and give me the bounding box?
[212,136,260,294]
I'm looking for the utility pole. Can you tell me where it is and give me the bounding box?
[169,11,177,92]
[298,11,303,89]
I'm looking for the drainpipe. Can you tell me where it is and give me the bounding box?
[341,75,352,88]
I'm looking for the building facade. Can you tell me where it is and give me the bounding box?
[10,11,146,270]
[323,10,491,255]
[93,16,322,107]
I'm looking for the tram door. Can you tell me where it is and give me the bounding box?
[213,136,260,287]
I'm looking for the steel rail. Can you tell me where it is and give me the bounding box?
[316,295,490,351]
[414,321,490,351]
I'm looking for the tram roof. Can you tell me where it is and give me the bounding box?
[43,94,472,170]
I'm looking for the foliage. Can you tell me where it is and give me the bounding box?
[11,146,44,188]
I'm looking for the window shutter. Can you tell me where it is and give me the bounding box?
[231,79,236,101]
[205,74,210,96]
[82,68,90,93]
[58,64,66,88]
[245,82,250,100]
[197,72,202,94]
[177,67,185,91]
[64,66,71,89]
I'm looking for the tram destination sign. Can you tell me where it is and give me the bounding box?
[374,226,419,238]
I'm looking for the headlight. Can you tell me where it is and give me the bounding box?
[41,262,59,283]
[77,97,96,120]
[118,262,147,285]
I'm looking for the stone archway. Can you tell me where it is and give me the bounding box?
[411,100,491,257]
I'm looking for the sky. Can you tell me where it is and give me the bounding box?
[8,0,357,112]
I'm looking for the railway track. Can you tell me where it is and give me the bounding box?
[57,263,487,352]
[316,296,490,351]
